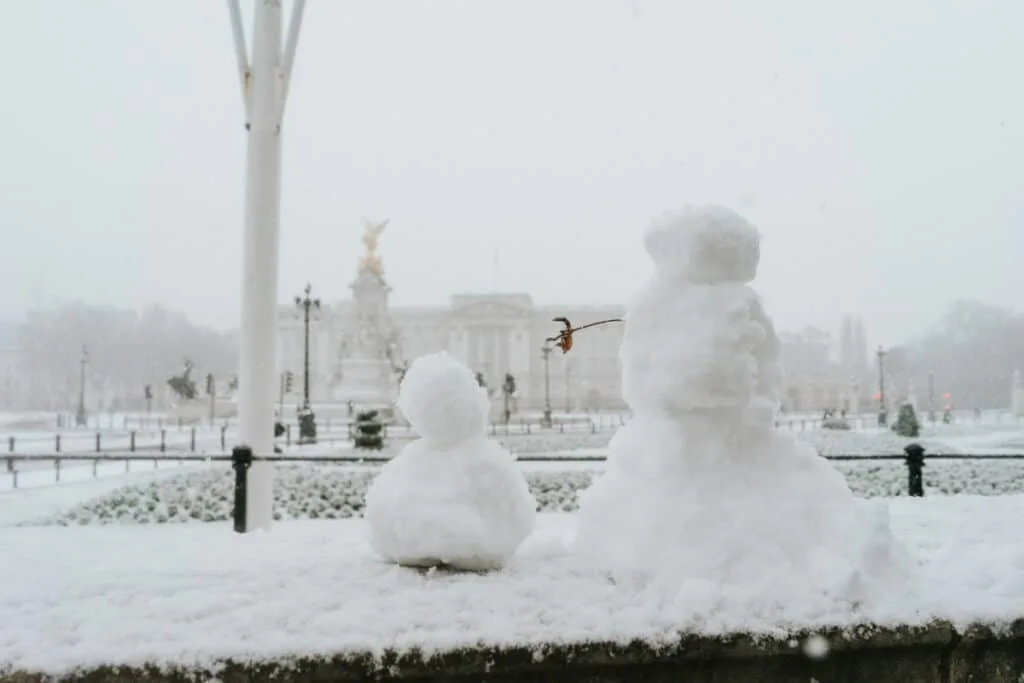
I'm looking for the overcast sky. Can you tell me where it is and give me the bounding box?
[2,0,1021,347]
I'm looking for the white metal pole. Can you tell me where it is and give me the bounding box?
[238,0,284,531]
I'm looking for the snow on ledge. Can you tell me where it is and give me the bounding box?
[2,497,1024,676]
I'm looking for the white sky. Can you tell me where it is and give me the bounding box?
[2,0,1022,347]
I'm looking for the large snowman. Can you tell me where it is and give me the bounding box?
[575,205,905,608]
[364,351,537,571]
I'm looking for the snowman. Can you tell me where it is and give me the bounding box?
[364,351,537,571]
[575,205,906,609]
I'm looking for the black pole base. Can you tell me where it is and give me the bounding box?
[298,411,318,445]
[231,445,254,533]
[904,443,926,497]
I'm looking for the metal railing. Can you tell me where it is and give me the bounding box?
[2,416,623,454]
[4,445,1023,532]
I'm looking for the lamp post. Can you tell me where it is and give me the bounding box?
[502,373,516,426]
[541,345,553,428]
[928,371,935,424]
[227,0,307,532]
[75,345,89,428]
[295,283,320,444]
[564,358,573,414]
[877,346,888,427]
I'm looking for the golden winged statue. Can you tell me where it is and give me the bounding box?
[359,219,388,276]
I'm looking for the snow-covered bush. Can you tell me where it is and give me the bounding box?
[27,458,1024,528]
[893,402,921,438]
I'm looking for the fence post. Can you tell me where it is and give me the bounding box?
[5,456,12,473]
[160,429,167,453]
[286,424,292,447]
[11,469,17,488]
[231,445,254,533]
[55,434,61,453]
[220,425,227,452]
[130,431,136,452]
[190,427,197,453]
[95,432,102,453]
[125,458,130,473]
[904,443,926,497]
[7,436,13,453]
[92,459,99,478]
[55,458,61,483]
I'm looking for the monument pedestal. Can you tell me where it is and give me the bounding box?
[333,358,397,418]
[330,219,401,422]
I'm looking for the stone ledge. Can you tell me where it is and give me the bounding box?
[2,620,1022,683]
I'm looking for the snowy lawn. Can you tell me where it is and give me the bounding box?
[2,496,1023,676]
[18,457,1024,529]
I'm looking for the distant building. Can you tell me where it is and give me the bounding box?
[778,317,873,413]
[839,314,869,379]
[276,293,627,412]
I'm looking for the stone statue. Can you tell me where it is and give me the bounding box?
[167,359,198,401]
[359,219,389,277]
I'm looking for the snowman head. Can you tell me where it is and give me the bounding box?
[397,351,490,444]
[644,205,761,284]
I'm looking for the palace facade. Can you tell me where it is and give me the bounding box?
[276,293,627,412]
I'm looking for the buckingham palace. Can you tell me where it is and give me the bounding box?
[276,292,626,413]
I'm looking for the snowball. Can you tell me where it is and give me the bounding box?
[396,351,489,444]
[575,205,907,615]
[366,352,536,571]
[802,635,830,660]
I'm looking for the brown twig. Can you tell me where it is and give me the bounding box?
[546,317,624,353]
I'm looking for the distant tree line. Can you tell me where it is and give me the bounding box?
[14,302,238,410]
[883,300,1024,411]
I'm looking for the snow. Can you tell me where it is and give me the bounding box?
[365,352,536,571]
[577,205,904,611]
[1,496,1023,676]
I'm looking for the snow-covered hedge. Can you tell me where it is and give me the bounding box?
[31,458,1024,527]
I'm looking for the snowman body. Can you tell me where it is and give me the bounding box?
[364,352,536,571]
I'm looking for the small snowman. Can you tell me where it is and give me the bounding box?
[364,351,537,571]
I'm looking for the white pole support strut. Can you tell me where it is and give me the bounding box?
[230,0,305,532]
[226,0,251,120]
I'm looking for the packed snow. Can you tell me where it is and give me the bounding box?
[1,496,1023,676]
[576,206,906,613]
[365,352,536,571]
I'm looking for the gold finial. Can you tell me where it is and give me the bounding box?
[359,218,388,277]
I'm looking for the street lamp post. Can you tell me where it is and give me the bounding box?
[295,283,321,444]
[502,373,516,426]
[564,359,573,414]
[877,346,888,427]
[928,371,935,424]
[75,345,89,428]
[226,0,307,532]
[541,345,553,428]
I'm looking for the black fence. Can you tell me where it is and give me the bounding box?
[2,417,624,455]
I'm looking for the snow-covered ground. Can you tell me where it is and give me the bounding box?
[1,496,1022,676]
